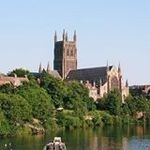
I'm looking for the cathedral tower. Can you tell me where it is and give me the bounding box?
[53,30,77,79]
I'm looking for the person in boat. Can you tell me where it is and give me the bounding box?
[4,143,13,150]
[46,137,66,150]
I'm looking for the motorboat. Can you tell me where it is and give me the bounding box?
[43,137,67,150]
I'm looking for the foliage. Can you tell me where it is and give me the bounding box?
[0,93,32,123]
[40,71,66,108]
[99,89,122,115]
[0,68,150,137]
[64,81,95,115]
[91,111,103,127]
[8,68,34,80]
[0,84,14,94]
[0,110,10,136]
[56,111,82,129]
[101,111,113,125]
[17,81,54,123]
[126,95,149,116]
[40,72,95,117]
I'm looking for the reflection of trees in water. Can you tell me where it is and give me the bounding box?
[87,125,147,150]
[87,127,126,150]
[0,125,149,150]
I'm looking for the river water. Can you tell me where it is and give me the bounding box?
[0,125,150,150]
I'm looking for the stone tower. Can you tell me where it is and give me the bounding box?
[53,30,77,79]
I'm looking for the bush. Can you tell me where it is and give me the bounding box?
[91,111,103,127]
[101,112,113,125]
[56,111,82,129]
[113,116,122,125]
[0,93,32,124]
[0,111,10,137]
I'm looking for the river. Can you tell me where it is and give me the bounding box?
[0,125,150,150]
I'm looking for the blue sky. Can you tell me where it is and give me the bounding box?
[0,0,150,85]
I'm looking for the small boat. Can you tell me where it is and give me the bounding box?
[43,137,67,150]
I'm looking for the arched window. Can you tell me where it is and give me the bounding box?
[111,76,119,90]
[67,49,69,56]
[71,50,73,56]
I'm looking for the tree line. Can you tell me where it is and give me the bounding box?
[0,69,149,137]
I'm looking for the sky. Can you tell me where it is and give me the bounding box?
[0,0,150,85]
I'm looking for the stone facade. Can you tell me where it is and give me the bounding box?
[0,74,28,87]
[53,30,129,101]
[67,65,129,101]
[53,30,77,79]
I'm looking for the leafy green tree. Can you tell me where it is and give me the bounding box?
[40,71,66,108]
[0,93,32,124]
[96,96,107,110]
[126,95,149,116]
[122,103,130,115]
[0,84,14,94]
[103,89,122,115]
[86,97,96,111]
[0,110,10,136]
[8,68,34,80]
[65,81,95,111]
[125,95,137,115]
[134,96,149,112]
[17,81,54,122]
[92,111,103,126]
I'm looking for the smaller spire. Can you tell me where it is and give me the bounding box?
[106,61,109,72]
[47,62,50,73]
[73,30,77,42]
[99,78,102,86]
[39,63,42,73]
[118,62,121,73]
[126,79,128,87]
[54,31,57,43]
[62,29,65,41]
[65,32,68,41]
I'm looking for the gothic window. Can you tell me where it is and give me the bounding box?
[67,49,69,56]
[71,50,73,56]
[111,76,119,90]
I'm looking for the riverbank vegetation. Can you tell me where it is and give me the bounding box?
[0,69,150,137]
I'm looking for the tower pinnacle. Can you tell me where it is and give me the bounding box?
[62,29,65,41]
[47,62,50,73]
[73,30,77,42]
[118,62,121,73]
[65,32,68,41]
[39,63,42,73]
[54,31,57,44]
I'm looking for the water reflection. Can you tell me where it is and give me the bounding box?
[0,125,149,150]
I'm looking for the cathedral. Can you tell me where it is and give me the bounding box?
[39,30,129,101]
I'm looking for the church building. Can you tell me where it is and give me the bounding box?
[53,30,129,101]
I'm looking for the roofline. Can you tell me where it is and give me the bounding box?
[69,65,113,72]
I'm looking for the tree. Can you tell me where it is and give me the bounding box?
[0,110,10,136]
[40,71,66,108]
[126,95,149,116]
[0,84,14,94]
[64,81,94,115]
[17,81,54,122]
[8,68,34,80]
[103,89,122,116]
[0,93,32,124]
